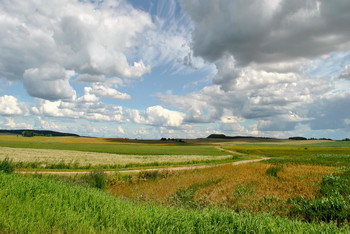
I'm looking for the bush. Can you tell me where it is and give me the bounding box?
[266,166,284,177]
[88,169,107,189]
[137,170,159,181]
[0,157,14,174]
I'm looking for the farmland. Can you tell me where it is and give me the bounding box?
[0,135,350,232]
[0,147,232,169]
[0,135,237,170]
[222,144,350,166]
[0,135,226,156]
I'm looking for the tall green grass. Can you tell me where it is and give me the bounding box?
[0,157,14,173]
[289,171,350,224]
[0,173,346,233]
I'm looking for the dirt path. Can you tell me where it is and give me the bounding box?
[214,146,247,156]
[16,149,270,175]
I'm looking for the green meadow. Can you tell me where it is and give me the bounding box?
[222,144,350,166]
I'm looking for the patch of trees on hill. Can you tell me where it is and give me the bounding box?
[207,134,274,140]
[207,134,337,141]
[0,129,79,137]
[289,137,333,140]
[160,138,185,143]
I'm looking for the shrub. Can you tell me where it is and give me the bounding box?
[266,166,284,177]
[109,173,133,186]
[88,169,107,189]
[137,170,159,181]
[0,157,14,174]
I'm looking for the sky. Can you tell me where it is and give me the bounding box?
[0,0,350,139]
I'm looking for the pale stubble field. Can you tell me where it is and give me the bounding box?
[0,146,232,166]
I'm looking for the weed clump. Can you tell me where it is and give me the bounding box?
[169,179,222,208]
[0,157,14,174]
[137,170,159,181]
[88,169,107,189]
[266,166,284,177]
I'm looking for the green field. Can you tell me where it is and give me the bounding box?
[222,144,350,166]
[1,135,350,233]
[0,135,224,156]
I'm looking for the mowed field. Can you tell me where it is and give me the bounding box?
[1,135,350,232]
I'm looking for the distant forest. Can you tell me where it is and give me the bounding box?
[0,129,79,137]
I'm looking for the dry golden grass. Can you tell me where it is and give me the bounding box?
[110,166,225,201]
[202,164,333,200]
[109,163,335,213]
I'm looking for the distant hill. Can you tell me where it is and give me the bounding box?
[0,129,80,137]
[207,134,334,141]
[207,134,274,140]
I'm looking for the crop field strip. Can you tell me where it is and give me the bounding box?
[0,138,225,156]
[0,146,232,167]
[221,145,350,166]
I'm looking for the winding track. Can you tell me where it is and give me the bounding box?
[16,147,270,175]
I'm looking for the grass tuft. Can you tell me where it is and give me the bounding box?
[0,157,14,174]
[266,166,284,177]
[88,169,107,189]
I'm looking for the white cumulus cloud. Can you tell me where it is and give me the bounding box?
[0,95,25,115]
[0,0,152,100]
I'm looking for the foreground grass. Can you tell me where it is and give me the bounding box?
[0,173,345,233]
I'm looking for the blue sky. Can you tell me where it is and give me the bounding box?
[0,0,350,139]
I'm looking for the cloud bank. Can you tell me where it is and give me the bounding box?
[1,0,350,139]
